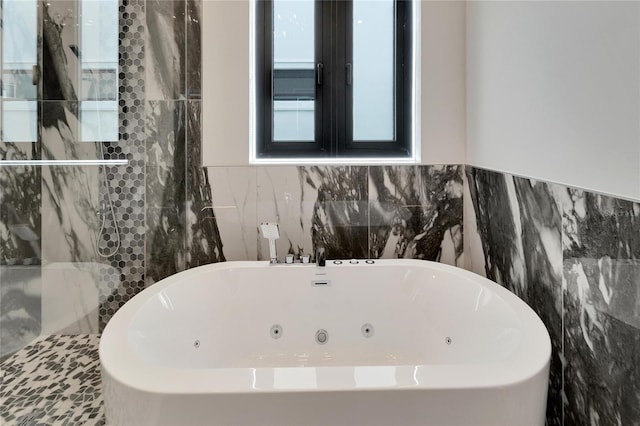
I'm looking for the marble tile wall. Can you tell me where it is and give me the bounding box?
[203,165,464,267]
[144,0,224,287]
[1,0,465,363]
[37,0,147,333]
[1,0,147,357]
[4,4,637,425]
[466,166,640,425]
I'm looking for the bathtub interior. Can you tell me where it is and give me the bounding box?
[127,263,523,369]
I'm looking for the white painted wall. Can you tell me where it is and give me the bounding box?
[202,0,466,166]
[421,0,466,166]
[466,1,640,200]
[204,1,639,200]
[202,0,250,166]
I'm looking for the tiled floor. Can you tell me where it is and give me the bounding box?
[0,335,104,425]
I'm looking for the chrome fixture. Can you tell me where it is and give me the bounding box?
[270,324,283,339]
[316,246,326,267]
[260,222,280,264]
[315,329,328,345]
[96,142,121,258]
[361,323,374,338]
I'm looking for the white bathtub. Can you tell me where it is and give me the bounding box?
[100,259,551,426]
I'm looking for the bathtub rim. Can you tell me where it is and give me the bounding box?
[99,259,551,395]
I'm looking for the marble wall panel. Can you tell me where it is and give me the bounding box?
[40,101,101,263]
[41,262,100,335]
[185,101,225,267]
[145,100,187,285]
[466,165,640,425]
[2,0,148,349]
[38,101,116,337]
[465,166,563,426]
[256,166,369,261]
[0,0,40,102]
[256,167,313,260]
[0,266,41,362]
[0,143,41,264]
[462,170,486,276]
[5,0,639,423]
[561,189,640,424]
[145,0,186,100]
[368,165,463,265]
[186,0,201,99]
[208,167,257,261]
[42,0,80,101]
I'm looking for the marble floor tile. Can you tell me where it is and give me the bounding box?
[0,334,104,425]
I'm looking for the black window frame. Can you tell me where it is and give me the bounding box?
[256,0,413,160]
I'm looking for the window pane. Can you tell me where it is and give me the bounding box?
[80,101,119,142]
[80,0,119,142]
[2,0,38,142]
[272,0,315,142]
[353,0,395,141]
[2,101,37,142]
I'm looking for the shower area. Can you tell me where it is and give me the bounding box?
[0,0,210,347]
[0,0,210,421]
[0,0,126,359]
[0,1,123,421]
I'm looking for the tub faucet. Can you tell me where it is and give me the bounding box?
[260,222,280,264]
[316,247,326,267]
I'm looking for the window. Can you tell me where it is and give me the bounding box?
[255,0,414,160]
[1,0,38,142]
[79,0,119,143]
[0,0,119,144]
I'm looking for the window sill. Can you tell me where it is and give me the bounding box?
[249,156,419,166]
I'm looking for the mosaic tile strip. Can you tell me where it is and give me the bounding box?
[0,334,104,425]
[97,0,147,331]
